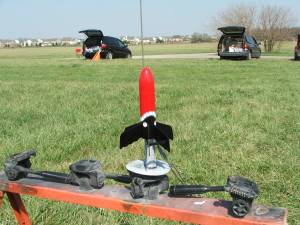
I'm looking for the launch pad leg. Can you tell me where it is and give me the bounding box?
[0,191,4,207]
[7,192,32,225]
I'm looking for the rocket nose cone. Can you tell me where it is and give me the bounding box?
[139,67,156,118]
[139,67,154,82]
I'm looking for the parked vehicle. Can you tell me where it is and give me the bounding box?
[79,29,132,59]
[217,26,261,60]
[294,34,300,60]
[101,36,132,59]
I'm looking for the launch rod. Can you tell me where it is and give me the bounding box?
[139,0,145,67]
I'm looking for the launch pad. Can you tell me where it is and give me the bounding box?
[120,68,174,200]
[126,160,170,176]
[0,171,287,225]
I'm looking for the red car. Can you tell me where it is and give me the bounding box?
[295,34,300,60]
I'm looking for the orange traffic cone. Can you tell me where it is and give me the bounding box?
[92,51,100,61]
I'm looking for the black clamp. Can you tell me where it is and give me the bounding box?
[169,176,259,218]
[129,172,169,200]
[69,160,105,190]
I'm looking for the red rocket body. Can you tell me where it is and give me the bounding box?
[139,67,156,120]
[120,67,173,151]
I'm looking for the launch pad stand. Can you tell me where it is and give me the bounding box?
[0,171,287,225]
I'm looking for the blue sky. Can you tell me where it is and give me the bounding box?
[0,0,299,39]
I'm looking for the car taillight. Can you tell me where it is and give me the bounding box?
[243,43,248,50]
[102,44,107,49]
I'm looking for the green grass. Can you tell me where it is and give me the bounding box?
[130,42,217,55]
[0,47,299,225]
[129,41,295,56]
[261,41,296,56]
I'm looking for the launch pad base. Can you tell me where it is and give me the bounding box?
[126,159,170,176]
[0,171,287,225]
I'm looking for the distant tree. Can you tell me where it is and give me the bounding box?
[156,38,164,44]
[211,3,257,34]
[172,35,183,39]
[257,6,296,52]
[191,33,213,43]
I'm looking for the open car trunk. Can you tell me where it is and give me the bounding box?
[79,29,103,37]
[79,29,103,48]
[218,26,247,54]
[84,37,102,48]
[218,26,245,35]
[79,29,103,58]
[220,36,245,53]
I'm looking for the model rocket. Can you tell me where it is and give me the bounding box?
[120,67,173,176]
[120,67,173,151]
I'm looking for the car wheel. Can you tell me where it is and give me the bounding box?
[106,51,113,60]
[126,53,132,59]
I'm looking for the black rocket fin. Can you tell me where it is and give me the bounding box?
[153,126,171,151]
[156,122,173,140]
[119,117,173,151]
[120,122,143,149]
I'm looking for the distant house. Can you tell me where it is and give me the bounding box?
[166,37,184,43]
[121,36,140,45]
[36,39,43,46]
[4,40,21,48]
[142,39,151,44]
[23,40,32,47]
[61,37,81,46]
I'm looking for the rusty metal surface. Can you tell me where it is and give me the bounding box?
[0,171,287,225]
[7,192,32,225]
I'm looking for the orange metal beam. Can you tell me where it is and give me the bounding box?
[0,191,4,207]
[0,172,287,225]
[7,193,32,225]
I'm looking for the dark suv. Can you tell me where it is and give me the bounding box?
[217,26,261,60]
[294,34,300,60]
[101,36,132,59]
[79,29,132,59]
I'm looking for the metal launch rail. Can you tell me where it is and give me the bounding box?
[0,172,287,225]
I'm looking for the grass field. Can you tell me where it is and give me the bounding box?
[129,41,296,56]
[130,42,217,55]
[0,47,299,225]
